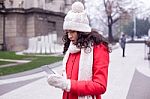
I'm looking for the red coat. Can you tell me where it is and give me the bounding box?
[63,43,109,99]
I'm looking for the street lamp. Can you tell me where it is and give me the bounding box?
[0,0,7,50]
[133,11,136,40]
[132,0,137,41]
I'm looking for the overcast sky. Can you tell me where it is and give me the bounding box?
[85,0,150,32]
[142,0,150,8]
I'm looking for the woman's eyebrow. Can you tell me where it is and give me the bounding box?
[66,30,75,33]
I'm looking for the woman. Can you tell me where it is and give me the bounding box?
[119,33,126,57]
[47,1,110,99]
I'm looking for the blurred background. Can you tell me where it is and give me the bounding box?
[0,0,150,99]
[0,0,150,52]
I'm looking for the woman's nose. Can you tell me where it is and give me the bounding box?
[68,33,72,39]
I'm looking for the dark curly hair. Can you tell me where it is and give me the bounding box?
[62,30,111,54]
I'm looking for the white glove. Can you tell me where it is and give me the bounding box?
[47,74,71,92]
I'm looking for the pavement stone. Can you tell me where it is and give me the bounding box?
[0,43,150,99]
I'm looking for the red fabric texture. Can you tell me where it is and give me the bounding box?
[63,43,109,99]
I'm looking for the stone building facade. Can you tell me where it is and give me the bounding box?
[0,8,66,51]
[0,0,83,51]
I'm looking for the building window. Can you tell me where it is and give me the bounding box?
[45,0,53,3]
[47,21,56,33]
[9,0,13,6]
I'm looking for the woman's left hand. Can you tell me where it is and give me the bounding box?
[47,74,71,91]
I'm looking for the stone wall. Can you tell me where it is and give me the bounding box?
[0,15,3,44]
[0,14,3,50]
[0,8,65,51]
[5,13,28,51]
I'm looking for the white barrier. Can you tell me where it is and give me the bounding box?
[45,35,50,53]
[23,33,63,54]
[36,36,42,53]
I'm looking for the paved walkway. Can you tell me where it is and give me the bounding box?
[102,43,150,99]
[0,43,150,99]
[0,59,31,68]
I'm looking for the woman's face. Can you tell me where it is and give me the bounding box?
[66,30,78,44]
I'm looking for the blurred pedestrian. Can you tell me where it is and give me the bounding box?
[148,28,150,37]
[47,1,110,99]
[119,33,126,57]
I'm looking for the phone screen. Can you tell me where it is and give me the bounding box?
[42,65,55,74]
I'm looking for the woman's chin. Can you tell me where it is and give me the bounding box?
[71,41,76,44]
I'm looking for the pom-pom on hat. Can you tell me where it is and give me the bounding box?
[63,1,91,32]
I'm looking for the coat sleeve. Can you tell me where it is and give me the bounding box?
[70,44,109,96]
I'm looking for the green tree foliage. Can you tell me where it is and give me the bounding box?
[136,19,150,37]
[123,21,134,37]
[123,18,150,38]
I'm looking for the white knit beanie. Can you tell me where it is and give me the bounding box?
[63,1,91,32]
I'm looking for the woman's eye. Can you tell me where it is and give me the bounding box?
[65,31,69,34]
[71,31,76,33]
[66,30,76,34]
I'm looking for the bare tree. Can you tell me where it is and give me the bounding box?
[85,0,149,42]
[103,0,132,42]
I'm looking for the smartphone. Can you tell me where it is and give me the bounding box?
[42,65,56,74]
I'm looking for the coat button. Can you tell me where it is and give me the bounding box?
[68,75,71,79]
[72,60,74,63]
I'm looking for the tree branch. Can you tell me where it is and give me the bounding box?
[113,17,120,24]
